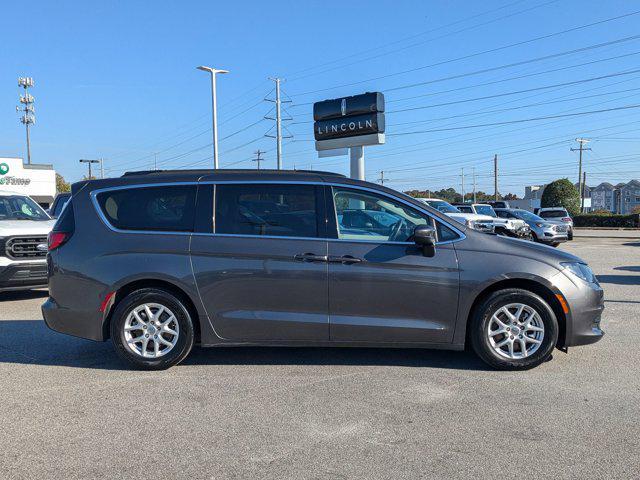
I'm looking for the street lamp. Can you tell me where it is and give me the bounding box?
[197,66,229,169]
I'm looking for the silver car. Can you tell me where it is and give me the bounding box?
[537,207,574,240]
[495,209,568,247]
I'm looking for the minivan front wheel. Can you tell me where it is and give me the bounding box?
[110,288,195,370]
[470,288,558,370]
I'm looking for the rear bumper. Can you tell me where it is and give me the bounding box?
[42,296,105,341]
[0,262,48,292]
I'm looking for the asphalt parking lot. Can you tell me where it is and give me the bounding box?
[1,235,639,479]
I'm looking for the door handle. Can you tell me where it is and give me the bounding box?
[294,253,328,263]
[328,255,363,265]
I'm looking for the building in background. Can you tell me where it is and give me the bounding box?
[591,182,616,212]
[618,179,640,214]
[0,157,56,207]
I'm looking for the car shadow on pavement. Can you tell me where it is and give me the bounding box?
[0,320,489,371]
[596,274,640,285]
[184,346,490,371]
[613,266,640,272]
[0,289,48,302]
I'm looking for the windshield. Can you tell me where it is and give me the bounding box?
[0,195,50,221]
[424,200,460,213]
[512,210,544,222]
[539,209,568,218]
[474,205,497,217]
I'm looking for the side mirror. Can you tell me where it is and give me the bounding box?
[413,225,437,257]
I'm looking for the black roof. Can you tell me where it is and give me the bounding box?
[122,169,345,178]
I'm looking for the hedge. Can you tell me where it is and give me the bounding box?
[573,214,640,228]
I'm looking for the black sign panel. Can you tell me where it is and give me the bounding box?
[314,112,385,141]
[313,92,385,121]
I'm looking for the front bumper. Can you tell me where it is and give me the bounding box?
[556,273,605,347]
[537,227,568,243]
[0,262,48,292]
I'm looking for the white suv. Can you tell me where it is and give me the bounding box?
[418,199,495,233]
[0,191,55,292]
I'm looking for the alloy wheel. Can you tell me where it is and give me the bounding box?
[123,303,180,358]
[487,303,544,359]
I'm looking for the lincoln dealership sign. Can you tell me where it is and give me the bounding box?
[313,92,385,151]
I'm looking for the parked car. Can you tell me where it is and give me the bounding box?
[488,201,511,209]
[453,203,530,238]
[495,208,569,247]
[42,170,604,370]
[47,192,71,219]
[0,191,55,293]
[417,198,494,234]
[536,207,574,240]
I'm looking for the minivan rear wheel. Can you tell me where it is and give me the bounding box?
[110,288,195,370]
[470,288,558,370]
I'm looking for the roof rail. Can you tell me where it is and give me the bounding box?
[122,169,345,177]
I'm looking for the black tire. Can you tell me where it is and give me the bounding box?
[110,288,195,370]
[469,288,558,370]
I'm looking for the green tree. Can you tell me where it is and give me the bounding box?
[541,178,580,216]
[56,173,71,193]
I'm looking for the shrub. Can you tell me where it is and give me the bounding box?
[541,179,580,216]
[573,214,639,228]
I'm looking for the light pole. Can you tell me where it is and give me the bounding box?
[197,66,229,169]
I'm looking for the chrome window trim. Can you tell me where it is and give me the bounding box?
[89,179,466,244]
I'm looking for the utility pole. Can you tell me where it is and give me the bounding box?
[252,149,264,170]
[100,158,105,179]
[265,77,292,170]
[154,153,158,171]
[16,77,35,165]
[472,167,477,204]
[582,171,587,212]
[79,159,100,180]
[493,154,499,201]
[378,171,385,185]
[461,167,465,203]
[197,66,229,169]
[571,138,591,212]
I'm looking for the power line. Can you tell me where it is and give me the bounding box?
[286,0,555,82]
[289,11,640,96]
[388,103,640,137]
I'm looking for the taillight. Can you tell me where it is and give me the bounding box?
[48,231,69,250]
[562,217,571,222]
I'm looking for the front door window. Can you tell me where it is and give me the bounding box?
[333,187,429,243]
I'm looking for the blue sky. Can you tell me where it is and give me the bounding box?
[1,0,639,195]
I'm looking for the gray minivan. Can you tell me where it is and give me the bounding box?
[42,170,604,370]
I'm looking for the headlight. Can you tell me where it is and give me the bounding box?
[561,262,598,284]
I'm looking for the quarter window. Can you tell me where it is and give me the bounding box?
[333,187,433,242]
[96,185,197,232]
[215,184,319,238]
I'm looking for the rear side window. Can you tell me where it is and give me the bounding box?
[539,209,568,218]
[215,184,319,238]
[96,185,197,232]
